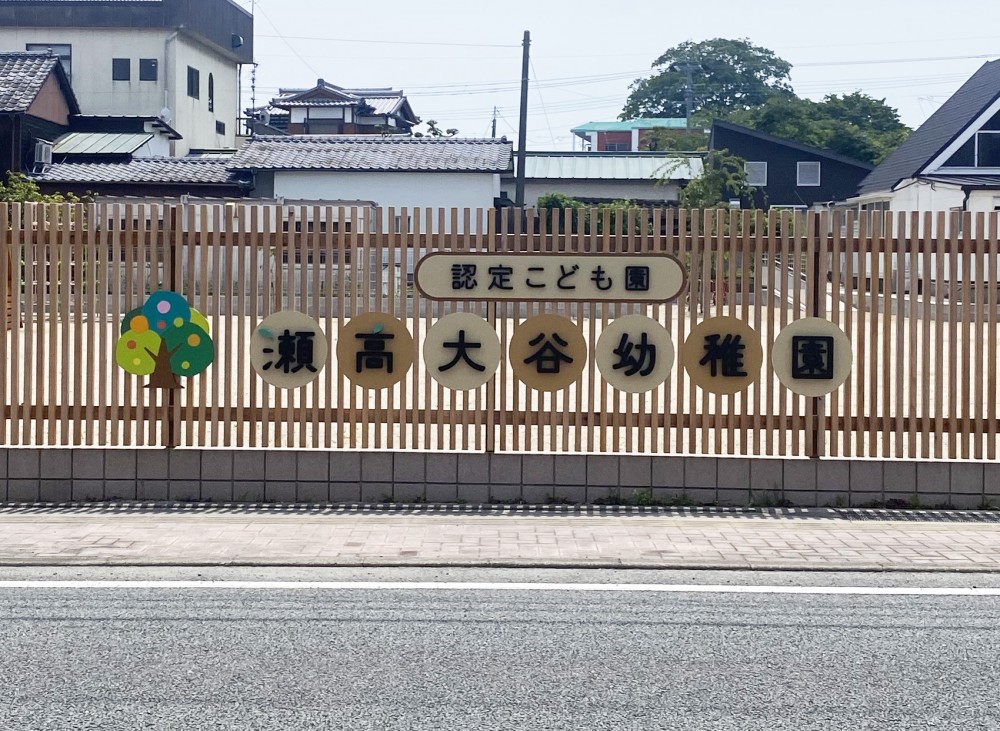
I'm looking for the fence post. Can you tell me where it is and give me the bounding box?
[165,205,179,449]
[808,213,824,458]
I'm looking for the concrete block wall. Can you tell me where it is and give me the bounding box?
[0,449,996,508]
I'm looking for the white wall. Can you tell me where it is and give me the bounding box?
[968,190,1000,215]
[272,171,500,232]
[0,27,167,115]
[511,180,681,208]
[0,26,239,155]
[889,179,965,214]
[169,35,238,153]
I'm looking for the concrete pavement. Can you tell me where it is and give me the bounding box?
[2,503,1000,571]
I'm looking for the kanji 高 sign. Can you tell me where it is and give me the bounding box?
[414,253,686,303]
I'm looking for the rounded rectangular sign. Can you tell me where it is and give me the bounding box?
[415,252,686,303]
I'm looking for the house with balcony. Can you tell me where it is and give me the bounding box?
[570,118,691,152]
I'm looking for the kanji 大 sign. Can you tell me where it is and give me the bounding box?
[414,253,686,303]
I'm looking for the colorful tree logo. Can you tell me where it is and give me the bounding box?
[115,291,214,389]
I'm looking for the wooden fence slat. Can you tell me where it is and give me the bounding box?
[1,203,998,461]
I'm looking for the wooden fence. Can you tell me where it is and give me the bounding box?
[0,202,997,459]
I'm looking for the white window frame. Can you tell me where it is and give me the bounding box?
[797,161,821,187]
[744,161,767,186]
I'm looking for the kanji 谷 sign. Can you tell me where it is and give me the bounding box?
[681,316,763,395]
[423,312,501,391]
[250,311,329,389]
[336,312,414,390]
[595,315,674,393]
[509,314,587,391]
[414,253,686,303]
[771,317,853,396]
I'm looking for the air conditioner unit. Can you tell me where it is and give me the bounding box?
[34,140,53,166]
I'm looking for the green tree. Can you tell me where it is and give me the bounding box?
[675,149,753,209]
[621,38,793,120]
[728,92,909,164]
[116,291,214,389]
[0,171,77,203]
[639,128,709,151]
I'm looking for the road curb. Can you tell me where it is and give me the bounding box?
[1,558,998,573]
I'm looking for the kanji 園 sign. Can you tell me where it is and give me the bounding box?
[771,318,853,397]
[423,312,501,391]
[336,312,414,390]
[508,314,587,391]
[681,316,763,395]
[414,253,686,303]
[595,315,674,393]
[250,311,329,389]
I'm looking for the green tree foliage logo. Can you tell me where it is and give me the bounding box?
[115,291,214,389]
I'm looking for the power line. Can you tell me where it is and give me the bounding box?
[255,33,518,48]
[530,59,556,147]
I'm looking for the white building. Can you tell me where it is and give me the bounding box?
[501,151,703,209]
[230,136,514,233]
[0,0,254,155]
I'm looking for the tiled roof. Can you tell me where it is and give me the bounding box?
[270,81,418,125]
[0,51,67,113]
[858,59,1000,196]
[230,136,513,172]
[33,158,237,185]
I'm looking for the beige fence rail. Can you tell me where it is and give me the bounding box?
[0,202,997,458]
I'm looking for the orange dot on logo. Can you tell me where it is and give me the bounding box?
[132,316,149,333]
[187,334,200,347]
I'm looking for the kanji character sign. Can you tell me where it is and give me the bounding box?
[595,315,674,393]
[336,312,414,389]
[423,312,501,391]
[509,314,586,391]
[771,318,853,397]
[681,316,763,395]
[251,311,329,389]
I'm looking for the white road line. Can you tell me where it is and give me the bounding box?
[0,581,998,596]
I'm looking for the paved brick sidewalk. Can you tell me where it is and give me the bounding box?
[1,505,999,570]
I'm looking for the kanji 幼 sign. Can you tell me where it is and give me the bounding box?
[414,253,686,303]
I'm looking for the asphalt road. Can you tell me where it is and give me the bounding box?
[1,568,999,731]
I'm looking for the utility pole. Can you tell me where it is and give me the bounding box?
[491,106,497,139]
[670,61,700,129]
[514,30,530,209]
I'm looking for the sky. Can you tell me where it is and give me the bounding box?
[234,0,1000,150]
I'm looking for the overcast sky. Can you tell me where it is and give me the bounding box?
[236,0,1000,149]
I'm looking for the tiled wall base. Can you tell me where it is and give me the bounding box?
[1,450,995,509]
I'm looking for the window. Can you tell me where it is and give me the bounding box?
[112,58,130,81]
[208,73,215,112]
[744,161,767,186]
[186,66,200,99]
[604,142,630,152]
[215,121,226,136]
[26,43,72,82]
[139,58,158,81]
[797,161,821,186]
[977,132,1000,167]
